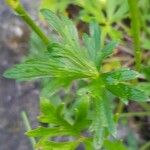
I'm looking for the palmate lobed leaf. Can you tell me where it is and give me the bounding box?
[27,97,90,149]
[107,83,149,102]
[82,24,101,67]
[106,0,129,23]
[91,93,116,149]
[3,8,149,150]
[41,77,72,97]
[73,94,91,131]
[4,9,119,83]
[4,51,98,81]
[38,98,72,127]
[102,68,140,85]
[40,9,79,49]
[4,9,100,82]
[78,78,116,149]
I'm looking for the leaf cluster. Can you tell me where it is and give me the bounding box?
[4,9,149,149]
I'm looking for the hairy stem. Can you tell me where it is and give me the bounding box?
[21,111,36,149]
[128,0,141,72]
[6,0,49,45]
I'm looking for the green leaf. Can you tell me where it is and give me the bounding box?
[107,0,117,21]
[39,98,60,124]
[142,65,150,81]
[89,22,101,67]
[112,0,129,22]
[73,95,91,131]
[26,126,73,137]
[102,68,139,85]
[82,33,94,60]
[39,98,72,128]
[138,83,150,96]
[36,140,79,150]
[102,91,116,136]
[98,41,117,66]
[89,22,101,51]
[107,83,149,102]
[85,79,116,149]
[40,98,56,116]
[40,0,70,13]
[4,10,99,81]
[3,54,54,80]
[41,77,72,97]
[84,138,93,150]
[40,9,79,48]
[101,41,117,59]
[29,32,47,56]
[4,50,98,81]
[40,9,63,37]
[103,140,128,150]
[91,94,116,149]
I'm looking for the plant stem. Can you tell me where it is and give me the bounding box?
[128,0,141,72]
[21,111,36,149]
[6,0,49,45]
[116,101,124,114]
[140,141,150,150]
[120,111,150,118]
[140,102,150,111]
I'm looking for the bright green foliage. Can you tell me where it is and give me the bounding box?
[103,140,128,150]
[41,78,71,97]
[26,98,89,150]
[74,0,129,41]
[101,68,140,84]
[40,0,70,14]
[139,0,150,50]
[29,32,47,56]
[40,0,129,41]
[4,9,149,150]
[39,0,150,51]
[143,65,150,81]
[35,140,80,150]
[107,83,148,102]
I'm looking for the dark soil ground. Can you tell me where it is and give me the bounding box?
[0,1,40,149]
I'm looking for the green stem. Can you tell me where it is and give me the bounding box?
[120,111,150,118]
[128,0,141,72]
[140,141,150,150]
[6,0,49,45]
[139,102,150,111]
[21,111,36,149]
[116,101,124,114]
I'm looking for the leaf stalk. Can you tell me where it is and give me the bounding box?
[6,0,49,45]
[128,0,142,72]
